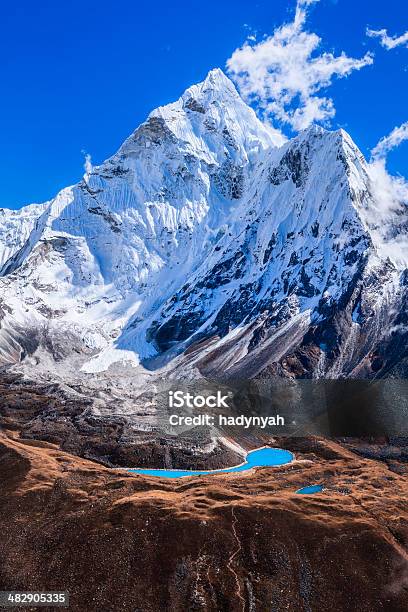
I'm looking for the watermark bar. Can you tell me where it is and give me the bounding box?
[153,379,408,437]
[0,592,69,607]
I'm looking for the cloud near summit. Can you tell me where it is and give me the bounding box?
[226,0,373,132]
[372,122,408,160]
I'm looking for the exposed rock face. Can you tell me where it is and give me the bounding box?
[0,373,242,470]
[1,431,407,612]
[0,69,407,383]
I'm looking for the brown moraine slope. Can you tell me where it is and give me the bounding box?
[1,430,408,611]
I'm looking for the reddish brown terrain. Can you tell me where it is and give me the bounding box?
[1,427,408,612]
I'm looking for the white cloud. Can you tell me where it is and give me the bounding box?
[368,159,408,209]
[83,152,93,176]
[371,122,408,159]
[226,0,373,131]
[366,122,408,266]
[369,123,408,217]
[367,27,408,50]
[366,159,408,267]
[365,122,408,268]
[369,121,408,221]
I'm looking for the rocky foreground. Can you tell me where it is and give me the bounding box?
[1,427,408,612]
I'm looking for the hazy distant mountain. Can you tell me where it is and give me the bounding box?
[1,68,408,382]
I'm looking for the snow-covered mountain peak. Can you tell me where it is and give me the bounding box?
[182,68,240,103]
[115,67,278,162]
[0,201,50,273]
[0,71,407,380]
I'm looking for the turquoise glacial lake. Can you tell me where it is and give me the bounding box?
[296,484,323,494]
[129,446,294,479]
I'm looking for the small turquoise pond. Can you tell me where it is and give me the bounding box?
[296,484,323,494]
[128,447,294,479]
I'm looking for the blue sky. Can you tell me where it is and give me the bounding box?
[1,0,407,209]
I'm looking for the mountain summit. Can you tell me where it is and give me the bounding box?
[0,69,407,381]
